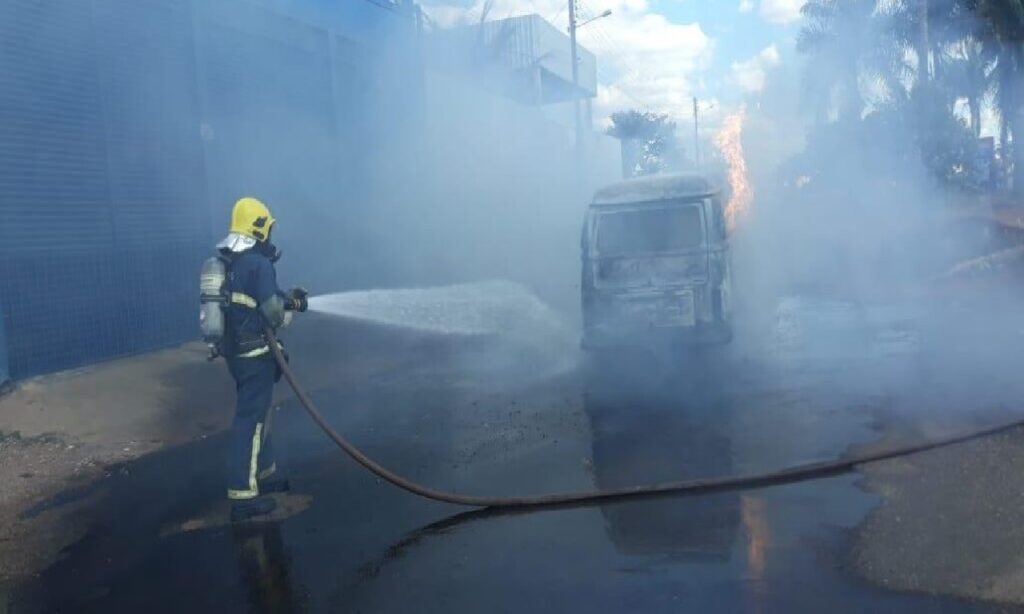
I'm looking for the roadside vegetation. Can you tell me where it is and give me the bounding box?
[796,0,1024,195]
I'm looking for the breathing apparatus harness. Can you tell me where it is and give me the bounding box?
[200,241,306,361]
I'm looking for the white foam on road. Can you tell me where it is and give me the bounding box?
[308,280,580,374]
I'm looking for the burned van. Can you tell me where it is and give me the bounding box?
[581,172,733,350]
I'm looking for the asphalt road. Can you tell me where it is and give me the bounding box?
[9,287,1024,613]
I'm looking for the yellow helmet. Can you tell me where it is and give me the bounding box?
[229,197,275,241]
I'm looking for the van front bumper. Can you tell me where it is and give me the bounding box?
[582,287,733,349]
[581,321,732,350]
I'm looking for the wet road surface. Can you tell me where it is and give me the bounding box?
[10,291,1024,613]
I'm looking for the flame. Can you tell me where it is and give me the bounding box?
[714,106,752,232]
[740,494,770,579]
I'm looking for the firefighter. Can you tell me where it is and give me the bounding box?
[216,197,308,521]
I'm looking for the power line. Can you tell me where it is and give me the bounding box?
[546,3,568,29]
[581,18,652,93]
[588,21,660,99]
[574,17,658,112]
[578,3,696,118]
[586,58,654,112]
[578,9,698,120]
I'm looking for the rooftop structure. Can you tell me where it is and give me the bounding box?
[428,14,597,106]
[591,173,722,207]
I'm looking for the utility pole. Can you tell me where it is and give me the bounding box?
[693,96,700,168]
[568,0,582,152]
[911,0,931,83]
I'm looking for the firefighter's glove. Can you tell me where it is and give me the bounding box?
[285,287,309,313]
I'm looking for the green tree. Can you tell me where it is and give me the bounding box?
[798,0,878,123]
[969,0,1024,192]
[607,110,682,177]
[885,0,992,134]
[942,37,996,137]
[798,0,991,191]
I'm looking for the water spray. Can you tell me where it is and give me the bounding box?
[306,281,563,336]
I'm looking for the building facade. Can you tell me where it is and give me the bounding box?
[0,0,616,379]
[0,0,416,378]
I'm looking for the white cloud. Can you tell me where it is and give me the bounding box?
[739,0,754,13]
[760,0,804,25]
[420,1,713,127]
[417,0,712,124]
[730,44,780,93]
[595,83,634,130]
[581,9,712,125]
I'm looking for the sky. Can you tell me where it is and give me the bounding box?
[418,0,806,130]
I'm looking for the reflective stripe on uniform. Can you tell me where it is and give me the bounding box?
[227,422,263,500]
[230,291,272,357]
[238,345,270,358]
[231,292,258,308]
[236,341,283,358]
[258,463,277,481]
[227,487,258,499]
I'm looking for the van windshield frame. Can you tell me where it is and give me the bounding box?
[593,199,707,258]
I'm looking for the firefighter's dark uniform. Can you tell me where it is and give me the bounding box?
[215,197,306,511]
[223,249,285,500]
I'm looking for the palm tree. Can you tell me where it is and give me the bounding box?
[943,37,996,136]
[969,0,1024,191]
[882,0,981,84]
[798,0,879,123]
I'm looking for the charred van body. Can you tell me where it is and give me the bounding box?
[581,172,733,350]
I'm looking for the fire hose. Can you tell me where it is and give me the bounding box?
[267,327,1024,510]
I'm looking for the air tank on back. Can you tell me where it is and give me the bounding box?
[199,256,228,355]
